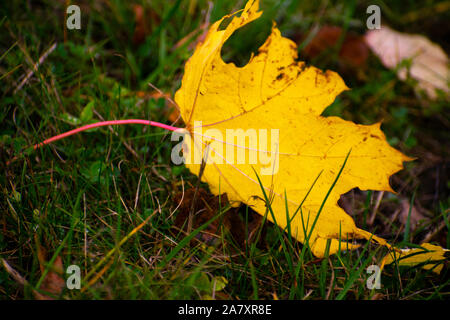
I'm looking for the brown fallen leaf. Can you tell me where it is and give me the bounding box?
[37,255,66,300]
[35,234,65,299]
[302,25,369,69]
[398,198,428,234]
[365,26,449,99]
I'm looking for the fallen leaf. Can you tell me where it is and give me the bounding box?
[384,243,448,273]
[365,26,449,99]
[302,25,369,68]
[175,1,412,257]
[174,0,413,258]
[398,198,427,233]
[34,234,66,299]
[170,0,449,273]
[38,256,65,299]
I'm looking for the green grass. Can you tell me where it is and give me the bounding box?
[1,0,449,300]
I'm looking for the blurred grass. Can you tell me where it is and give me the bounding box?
[0,0,449,299]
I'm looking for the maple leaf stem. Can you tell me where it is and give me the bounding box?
[33,119,182,150]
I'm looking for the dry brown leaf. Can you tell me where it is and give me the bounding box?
[398,198,427,233]
[303,25,369,68]
[37,256,65,300]
[34,234,66,299]
[365,26,449,99]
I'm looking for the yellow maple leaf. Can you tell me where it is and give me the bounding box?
[383,243,449,274]
[174,0,412,257]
